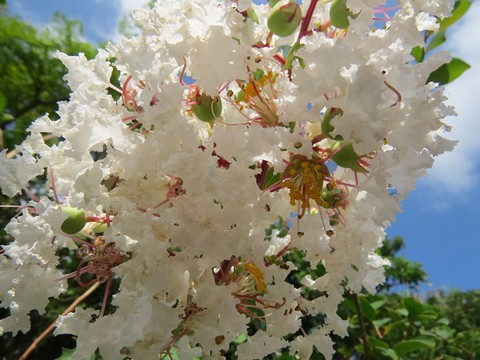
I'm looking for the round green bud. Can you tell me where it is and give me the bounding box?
[321,107,344,140]
[192,94,222,123]
[269,0,281,7]
[267,0,302,37]
[61,207,87,234]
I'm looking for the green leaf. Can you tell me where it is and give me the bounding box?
[284,41,304,70]
[0,92,6,112]
[376,347,399,360]
[330,0,360,29]
[342,296,356,312]
[434,326,454,340]
[55,348,74,359]
[395,308,409,317]
[360,296,377,321]
[418,310,439,322]
[472,343,480,354]
[370,299,386,310]
[278,353,297,360]
[235,333,247,345]
[427,58,470,85]
[427,29,447,52]
[0,113,14,123]
[368,336,390,349]
[437,317,450,325]
[441,0,472,30]
[394,337,436,356]
[373,317,392,328]
[403,297,424,317]
[411,46,425,62]
[427,0,472,52]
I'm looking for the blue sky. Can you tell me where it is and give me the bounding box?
[7,0,480,291]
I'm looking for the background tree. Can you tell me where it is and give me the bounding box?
[0,12,96,151]
[1,1,478,359]
[0,8,98,236]
[333,238,480,360]
[0,11,97,360]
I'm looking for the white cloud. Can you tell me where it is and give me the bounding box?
[114,0,150,40]
[424,2,480,197]
[119,0,150,12]
[92,0,150,42]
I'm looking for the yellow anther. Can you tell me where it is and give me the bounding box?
[245,262,267,294]
[282,154,330,212]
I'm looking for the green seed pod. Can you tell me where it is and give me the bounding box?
[331,141,357,169]
[321,107,344,140]
[192,93,222,123]
[61,207,86,234]
[267,0,302,37]
[269,0,281,7]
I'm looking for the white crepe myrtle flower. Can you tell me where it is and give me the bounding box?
[0,0,460,358]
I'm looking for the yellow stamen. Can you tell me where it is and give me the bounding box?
[245,262,267,294]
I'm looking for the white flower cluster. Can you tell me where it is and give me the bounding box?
[0,0,456,358]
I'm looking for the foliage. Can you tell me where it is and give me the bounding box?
[331,239,480,360]
[217,238,480,360]
[0,1,477,359]
[0,12,97,360]
[0,10,97,237]
[0,12,96,151]
[254,238,480,360]
[376,236,428,292]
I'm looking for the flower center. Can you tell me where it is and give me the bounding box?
[234,70,280,127]
[281,154,330,214]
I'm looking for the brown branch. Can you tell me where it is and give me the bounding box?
[19,281,100,360]
[352,292,372,359]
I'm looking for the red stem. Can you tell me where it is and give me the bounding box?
[298,0,319,40]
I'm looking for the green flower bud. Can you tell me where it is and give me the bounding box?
[192,93,222,123]
[321,107,344,140]
[61,207,86,234]
[267,0,302,37]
